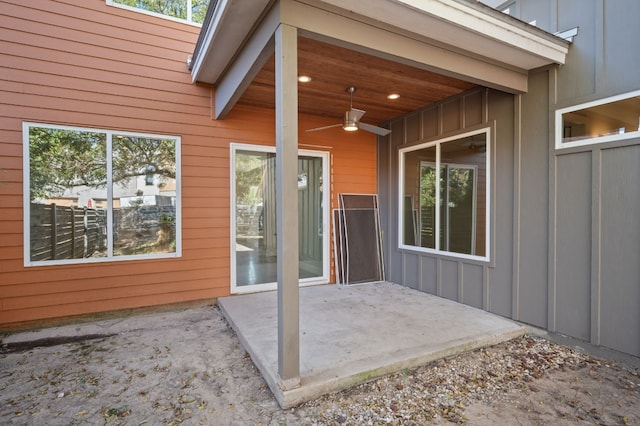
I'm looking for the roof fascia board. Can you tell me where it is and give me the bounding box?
[214,4,279,119]
[312,0,569,66]
[282,0,529,93]
[402,0,568,63]
[190,0,230,83]
[191,0,273,84]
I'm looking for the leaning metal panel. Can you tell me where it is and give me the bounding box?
[332,208,347,284]
[337,194,385,284]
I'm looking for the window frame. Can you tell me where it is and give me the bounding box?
[106,0,206,26]
[23,122,182,267]
[555,89,640,150]
[419,161,479,254]
[398,127,491,262]
[229,143,330,294]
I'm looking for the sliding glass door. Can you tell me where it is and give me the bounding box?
[231,144,329,292]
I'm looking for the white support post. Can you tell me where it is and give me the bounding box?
[275,23,300,388]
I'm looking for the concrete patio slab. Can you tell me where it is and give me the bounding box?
[218,281,526,408]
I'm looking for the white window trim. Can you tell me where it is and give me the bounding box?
[106,0,204,27]
[555,89,640,150]
[229,143,330,294]
[398,128,491,262]
[23,122,182,267]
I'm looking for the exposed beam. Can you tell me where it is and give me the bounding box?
[275,23,301,388]
[213,4,280,119]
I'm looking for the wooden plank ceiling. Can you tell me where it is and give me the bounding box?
[238,37,477,126]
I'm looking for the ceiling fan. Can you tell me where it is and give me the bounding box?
[305,86,392,136]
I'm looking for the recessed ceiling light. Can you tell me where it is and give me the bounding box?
[298,75,312,83]
[387,93,400,100]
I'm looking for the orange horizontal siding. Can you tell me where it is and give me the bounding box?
[183,238,229,250]
[182,155,231,168]
[4,270,228,306]
[0,59,199,103]
[0,252,228,275]
[0,78,209,118]
[0,221,22,234]
[182,144,230,158]
[181,177,230,190]
[2,287,220,325]
[0,105,217,140]
[2,234,21,246]
[182,198,229,210]
[0,207,21,220]
[2,0,197,54]
[179,247,230,261]
[0,153,20,170]
[0,0,377,328]
[2,68,207,111]
[0,169,21,183]
[0,143,21,159]
[0,90,211,128]
[0,259,226,292]
[0,31,192,77]
[0,182,21,196]
[2,257,230,286]
[181,165,229,178]
[182,226,228,238]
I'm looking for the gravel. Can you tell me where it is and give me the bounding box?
[303,336,593,424]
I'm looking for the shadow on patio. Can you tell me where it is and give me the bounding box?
[218,282,525,408]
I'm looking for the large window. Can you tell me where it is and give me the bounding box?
[399,128,490,261]
[107,0,209,25]
[556,89,640,149]
[24,123,181,266]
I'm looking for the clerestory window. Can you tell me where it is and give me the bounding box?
[556,89,640,149]
[107,0,209,25]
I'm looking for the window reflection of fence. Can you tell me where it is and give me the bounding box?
[30,204,176,261]
[30,204,106,261]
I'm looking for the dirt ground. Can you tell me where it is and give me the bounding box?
[1,305,638,425]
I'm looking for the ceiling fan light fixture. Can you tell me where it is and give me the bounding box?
[343,110,359,131]
[305,86,392,136]
[343,121,358,131]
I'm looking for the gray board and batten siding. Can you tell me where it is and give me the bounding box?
[517,0,640,360]
[378,87,517,323]
[379,0,640,358]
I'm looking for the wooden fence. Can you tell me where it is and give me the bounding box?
[30,204,107,261]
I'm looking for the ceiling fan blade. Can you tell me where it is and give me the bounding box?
[305,123,342,132]
[359,122,392,136]
[349,108,366,122]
